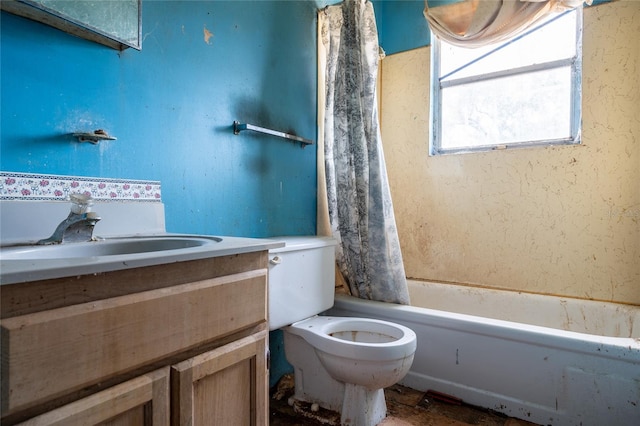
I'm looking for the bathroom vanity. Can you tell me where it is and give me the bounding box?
[0,245,274,425]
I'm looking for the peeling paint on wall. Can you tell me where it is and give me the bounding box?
[203,25,213,44]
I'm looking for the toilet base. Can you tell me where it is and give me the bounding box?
[341,384,387,426]
[285,332,344,412]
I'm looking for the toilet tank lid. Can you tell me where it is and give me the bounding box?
[269,235,337,253]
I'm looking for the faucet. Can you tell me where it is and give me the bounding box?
[37,193,101,245]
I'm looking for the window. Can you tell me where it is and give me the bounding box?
[430,8,583,155]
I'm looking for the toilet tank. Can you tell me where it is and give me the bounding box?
[268,236,337,330]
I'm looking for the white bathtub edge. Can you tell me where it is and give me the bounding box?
[327,294,640,426]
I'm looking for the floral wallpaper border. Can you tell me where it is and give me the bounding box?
[0,172,162,202]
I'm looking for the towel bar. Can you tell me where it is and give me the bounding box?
[233,121,313,147]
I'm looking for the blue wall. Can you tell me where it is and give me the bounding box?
[1,1,322,238]
[1,0,341,391]
[374,0,470,54]
[374,0,431,54]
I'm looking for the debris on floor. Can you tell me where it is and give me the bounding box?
[272,373,295,402]
[270,376,539,426]
[271,374,340,426]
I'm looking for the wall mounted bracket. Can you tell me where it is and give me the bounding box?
[233,121,313,147]
[72,130,116,144]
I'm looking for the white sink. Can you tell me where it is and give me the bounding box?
[0,199,286,286]
[0,235,222,260]
[0,234,284,286]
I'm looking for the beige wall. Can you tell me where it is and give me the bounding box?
[380,0,640,305]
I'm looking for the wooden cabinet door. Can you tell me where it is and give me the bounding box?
[17,368,169,426]
[171,330,268,426]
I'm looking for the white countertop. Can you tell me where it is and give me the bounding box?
[0,234,284,285]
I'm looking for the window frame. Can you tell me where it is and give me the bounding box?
[429,8,584,156]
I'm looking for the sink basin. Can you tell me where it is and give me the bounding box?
[0,235,222,260]
[0,234,283,286]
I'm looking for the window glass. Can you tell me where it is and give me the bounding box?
[440,12,577,80]
[441,67,573,148]
[431,8,582,155]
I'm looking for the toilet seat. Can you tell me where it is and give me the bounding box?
[287,316,417,362]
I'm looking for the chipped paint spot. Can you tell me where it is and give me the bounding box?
[203,25,213,44]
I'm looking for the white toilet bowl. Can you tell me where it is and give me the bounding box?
[284,315,417,426]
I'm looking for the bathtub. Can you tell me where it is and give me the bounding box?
[326,280,640,426]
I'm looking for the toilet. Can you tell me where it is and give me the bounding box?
[268,236,417,426]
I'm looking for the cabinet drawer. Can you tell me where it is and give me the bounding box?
[1,269,267,416]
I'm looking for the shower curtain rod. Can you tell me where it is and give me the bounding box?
[320,0,368,13]
[233,121,314,147]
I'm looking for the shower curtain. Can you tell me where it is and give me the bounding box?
[317,0,409,305]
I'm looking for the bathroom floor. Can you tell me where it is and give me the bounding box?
[269,375,539,426]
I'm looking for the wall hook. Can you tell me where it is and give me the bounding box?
[72,129,116,144]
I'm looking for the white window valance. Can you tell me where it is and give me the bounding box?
[424,0,591,47]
